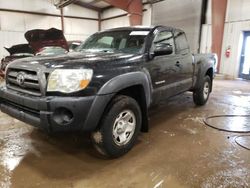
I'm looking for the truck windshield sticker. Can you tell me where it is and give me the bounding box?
[130,31,150,36]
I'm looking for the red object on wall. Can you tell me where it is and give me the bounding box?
[225,46,231,58]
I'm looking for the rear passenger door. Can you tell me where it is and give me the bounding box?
[173,31,194,92]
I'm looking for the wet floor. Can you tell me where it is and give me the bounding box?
[0,79,250,188]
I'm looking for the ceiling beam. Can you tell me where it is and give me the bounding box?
[103,0,129,10]
[103,0,143,25]
[101,5,113,11]
[55,0,77,8]
[89,0,102,5]
[101,0,166,12]
[74,0,102,11]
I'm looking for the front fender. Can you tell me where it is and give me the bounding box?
[83,71,152,132]
[97,71,152,107]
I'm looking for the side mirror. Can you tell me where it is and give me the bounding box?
[154,43,173,56]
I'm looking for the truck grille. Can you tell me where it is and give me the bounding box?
[6,68,42,96]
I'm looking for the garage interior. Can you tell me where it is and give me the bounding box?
[0,0,250,187]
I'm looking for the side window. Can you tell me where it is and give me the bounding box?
[119,38,127,49]
[97,36,114,48]
[151,31,175,55]
[174,31,190,54]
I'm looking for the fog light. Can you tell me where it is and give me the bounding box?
[53,108,73,125]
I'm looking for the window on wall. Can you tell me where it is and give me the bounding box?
[151,31,175,54]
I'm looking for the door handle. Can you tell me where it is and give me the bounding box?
[175,61,180,67]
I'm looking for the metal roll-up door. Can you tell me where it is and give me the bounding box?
[152,0,202,53]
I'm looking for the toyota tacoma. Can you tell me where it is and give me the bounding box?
[0,26,216,157]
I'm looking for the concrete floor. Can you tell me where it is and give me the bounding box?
[0,79,250,188]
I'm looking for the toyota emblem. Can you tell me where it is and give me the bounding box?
[16,72,25,86]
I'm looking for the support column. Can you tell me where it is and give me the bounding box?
[98,11,101,31]
[127,0,143,26]
[212,0,227,73]
[60,8,65,33]
[103,0,142,26]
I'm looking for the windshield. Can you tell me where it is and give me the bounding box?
[36,46,67,56]
[77,30,149,54]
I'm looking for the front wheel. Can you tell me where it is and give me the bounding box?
[193,75,212,106]
[91,95,142,158]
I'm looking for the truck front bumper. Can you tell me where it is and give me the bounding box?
[0,87,113,132]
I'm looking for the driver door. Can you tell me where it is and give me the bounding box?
[146,29,181,104]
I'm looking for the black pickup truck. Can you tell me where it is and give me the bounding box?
[0,26,216,157]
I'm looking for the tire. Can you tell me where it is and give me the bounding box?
[91,95,142,158]
[193,75,212,106]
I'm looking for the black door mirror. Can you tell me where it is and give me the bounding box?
[154,43,173,56]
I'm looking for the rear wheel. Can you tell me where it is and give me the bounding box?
[193,75,212,106]
[91,95,142,158]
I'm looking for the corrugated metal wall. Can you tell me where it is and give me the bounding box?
[151,0,202,53]
[0,0,98,58]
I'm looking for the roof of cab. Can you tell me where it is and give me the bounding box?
[101,25,183,33]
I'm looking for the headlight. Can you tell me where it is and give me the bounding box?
[47,69,93,93]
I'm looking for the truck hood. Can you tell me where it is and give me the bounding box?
[24,28,69,53]
[4,44,34,55]
[8,52,143,70]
